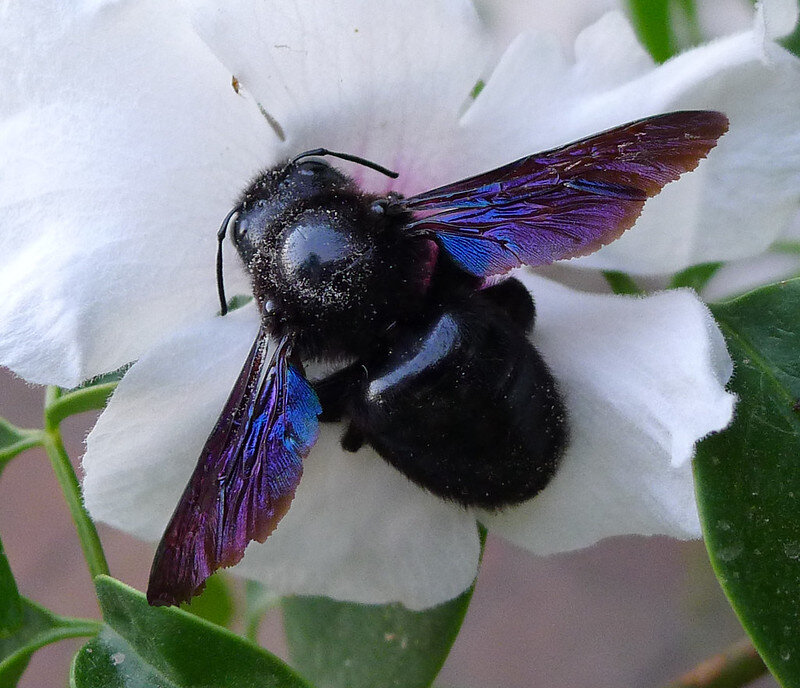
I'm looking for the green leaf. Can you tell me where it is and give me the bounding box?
[781,18,800,58]
[695,278,800,687]
[0,538,22,635]
[283,527,485,688]
[0,419,43,470]
[625,0,677,62]
[602,270,643,295]
[68,365,131,392]
[772,240,800,255]
[625,0,702,62]
[669,261,723,292]
[283,590,473,688]
[224,294,254,314]
[0,599,98,688]
[469,79,485,99]
[179,573,234,629]
[71,576,312,688]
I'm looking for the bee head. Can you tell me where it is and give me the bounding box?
[215,151,399,318]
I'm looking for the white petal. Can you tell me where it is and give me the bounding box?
[761,0,800,39]
[462,11,800,274]
[460,13,654,167]
[475,0,616,56]
[476,0,763,48]
[0,0,274,386]
[483,273,735,554]
[187,0,491,197]
[83,306,479,609]
[702,211,800,300]
[695,1,754,38]
[703,252,800,301]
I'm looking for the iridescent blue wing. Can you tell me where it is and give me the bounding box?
[403,111,729,277]
[147,330,321,606]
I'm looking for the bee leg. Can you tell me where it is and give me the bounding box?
[312,367,367,452]
[312,363,366,422]
[479,278,535,332]
[341,423,365,453]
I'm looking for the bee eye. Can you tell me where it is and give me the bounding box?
[297,160,328,176]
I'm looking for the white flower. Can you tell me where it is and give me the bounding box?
[3,0,781,609]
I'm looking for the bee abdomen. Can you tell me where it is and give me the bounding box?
[349,288,567,509]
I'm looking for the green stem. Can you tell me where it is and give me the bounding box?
[662,638,767,688]
[245,613,263,644]
[0,428,45,473]
[43,387,109,582]
[54,618,103,637]
[3,618,102,669]
[45,382,117,428]
[244,581,280,643]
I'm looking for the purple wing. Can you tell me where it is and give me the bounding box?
[403,111,729,277]
[147,331,321,607]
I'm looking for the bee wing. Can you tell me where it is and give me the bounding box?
[403,111,729,277]
[147,330,321,606]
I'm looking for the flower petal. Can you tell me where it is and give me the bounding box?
[762,0,800,39]
[703,252,800,301]
[0,0,274,386]
[475,0,616,57]
[462,10,800,273]
[83,305,480,608]
[476,0,769,49]
[187,0,491,197]
[702,211,800,300]
[482,273,735,554]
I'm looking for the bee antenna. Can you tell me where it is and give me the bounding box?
[216,207,239,316]
[291,148,399,179]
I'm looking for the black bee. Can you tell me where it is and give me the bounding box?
[147,111,728,606]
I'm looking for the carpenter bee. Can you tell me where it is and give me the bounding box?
[147,111,728,606]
